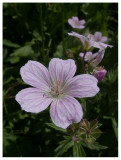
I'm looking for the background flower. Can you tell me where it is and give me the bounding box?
[88,32,107,42]
[79,52,98,62]
[68,16,85,29]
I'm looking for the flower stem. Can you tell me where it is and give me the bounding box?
[3,96,8,115]
[40,5,45,62]
[62,5,65,55]
[81,51,86,73]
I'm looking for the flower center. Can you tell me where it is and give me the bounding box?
[43,80,67,99]
[50,80,63,98]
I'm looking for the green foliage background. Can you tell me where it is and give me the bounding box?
[3,3,118,157]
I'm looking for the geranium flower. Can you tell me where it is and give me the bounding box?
[88,32,113,49]
[79,50,105,67]
[88,32,107,43]
[68,16,85,29]
[15,58,99,129]
[68,31,113,50]
[79,52,98,62]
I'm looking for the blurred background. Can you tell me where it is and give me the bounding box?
[3,3,118,157]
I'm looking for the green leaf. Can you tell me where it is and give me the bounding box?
[3,39,20,48]
[111,117,118,140]
[10,45,34,57]
[53,44,63,58]
[73,142,86,157]
[55,137,73,157]
[81,141,108,151]
[103,116,118,140]
[46,123,66,133]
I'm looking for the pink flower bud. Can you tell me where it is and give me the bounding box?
[93,69,107,82]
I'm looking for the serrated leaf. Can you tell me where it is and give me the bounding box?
[73,142,86,157]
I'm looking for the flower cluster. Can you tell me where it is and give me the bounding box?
[15,16,113,137]
[68,16,113,82]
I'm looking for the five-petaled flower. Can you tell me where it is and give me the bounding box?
[68,16,85,29]
[68,31,113,50]
[79,50,105,67]
[15,58,99,129]
[88,32,107,43]
[79,52,98,62]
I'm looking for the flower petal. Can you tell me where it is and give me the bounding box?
[90,50,105,67]
[65,74,99,98]
[20,60,51,90]
[49,58,76,84]
[68,31,87,46]
[94,32,102,41]
[101,36,107,42]
[79,20,85,25]
[15,88,52,113]
[50,96,83,129]
[79,53,84,58]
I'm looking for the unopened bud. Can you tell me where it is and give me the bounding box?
[93,69,107,82]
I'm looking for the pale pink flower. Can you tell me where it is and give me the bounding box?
[15,58,99,129]
[68,31,113,50]
[68,16,85,29]
[89,50,105,67]
[79,50,105,67]
[79,52,98,62]
[88,32,107,43]
[93,69,107,82]
[88,32,113,49]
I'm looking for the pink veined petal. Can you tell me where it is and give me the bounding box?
[79,20,85,25]
[65,74,100,98]
[88,34,95,41]
[89,41,103,49]
[15,88,52,113]
[68,19,75,28]
[94,32,102,41]
[68,31,87,46]
[92,52,98,59]
[85,52,93,61]
[20,60,51,90]
[98,42,113,49]
[91,50,105,67]
[68,17,79,28]
[72,16,79,21]
[50,96,83,129]
[49,58,76,85]
[79,53,84,58]
[101,36,107,42]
